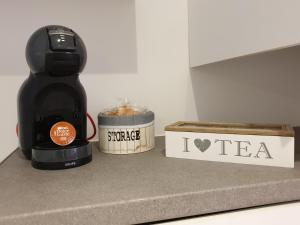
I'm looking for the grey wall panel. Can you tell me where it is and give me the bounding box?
[0,0,137,74]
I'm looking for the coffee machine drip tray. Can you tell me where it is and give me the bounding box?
[31,143,92,170]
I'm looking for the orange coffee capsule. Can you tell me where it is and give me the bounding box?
[50,121,76,146]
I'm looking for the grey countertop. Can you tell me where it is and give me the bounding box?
[1,136,300,225]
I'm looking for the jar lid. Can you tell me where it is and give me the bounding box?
[98,111,154,126]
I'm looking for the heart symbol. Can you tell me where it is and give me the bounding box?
[194,139,211,152]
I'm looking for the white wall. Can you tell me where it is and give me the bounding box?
[0,0,137,74]
[191,45,300,125]
[1,0,300,163]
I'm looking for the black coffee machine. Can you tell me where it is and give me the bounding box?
[17,25,92,170]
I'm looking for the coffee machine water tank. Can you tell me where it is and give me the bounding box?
[17,25,92,169]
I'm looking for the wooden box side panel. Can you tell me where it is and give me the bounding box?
[165,121,294,137]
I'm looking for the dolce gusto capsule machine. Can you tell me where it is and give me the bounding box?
[17,25,94,169]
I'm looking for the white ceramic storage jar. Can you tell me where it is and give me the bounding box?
[98,111,155,154]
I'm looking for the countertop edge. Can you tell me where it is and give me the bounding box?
[1,178,300,225]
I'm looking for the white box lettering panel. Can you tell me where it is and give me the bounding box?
[165,122,294,168]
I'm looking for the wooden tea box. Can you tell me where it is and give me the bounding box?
[165,121,294,168]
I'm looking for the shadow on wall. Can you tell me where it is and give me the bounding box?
[190,45,300,126]
[0,0,137,75]
[294,127,300,161]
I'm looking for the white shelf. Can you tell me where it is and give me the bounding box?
[188,0,300,67]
